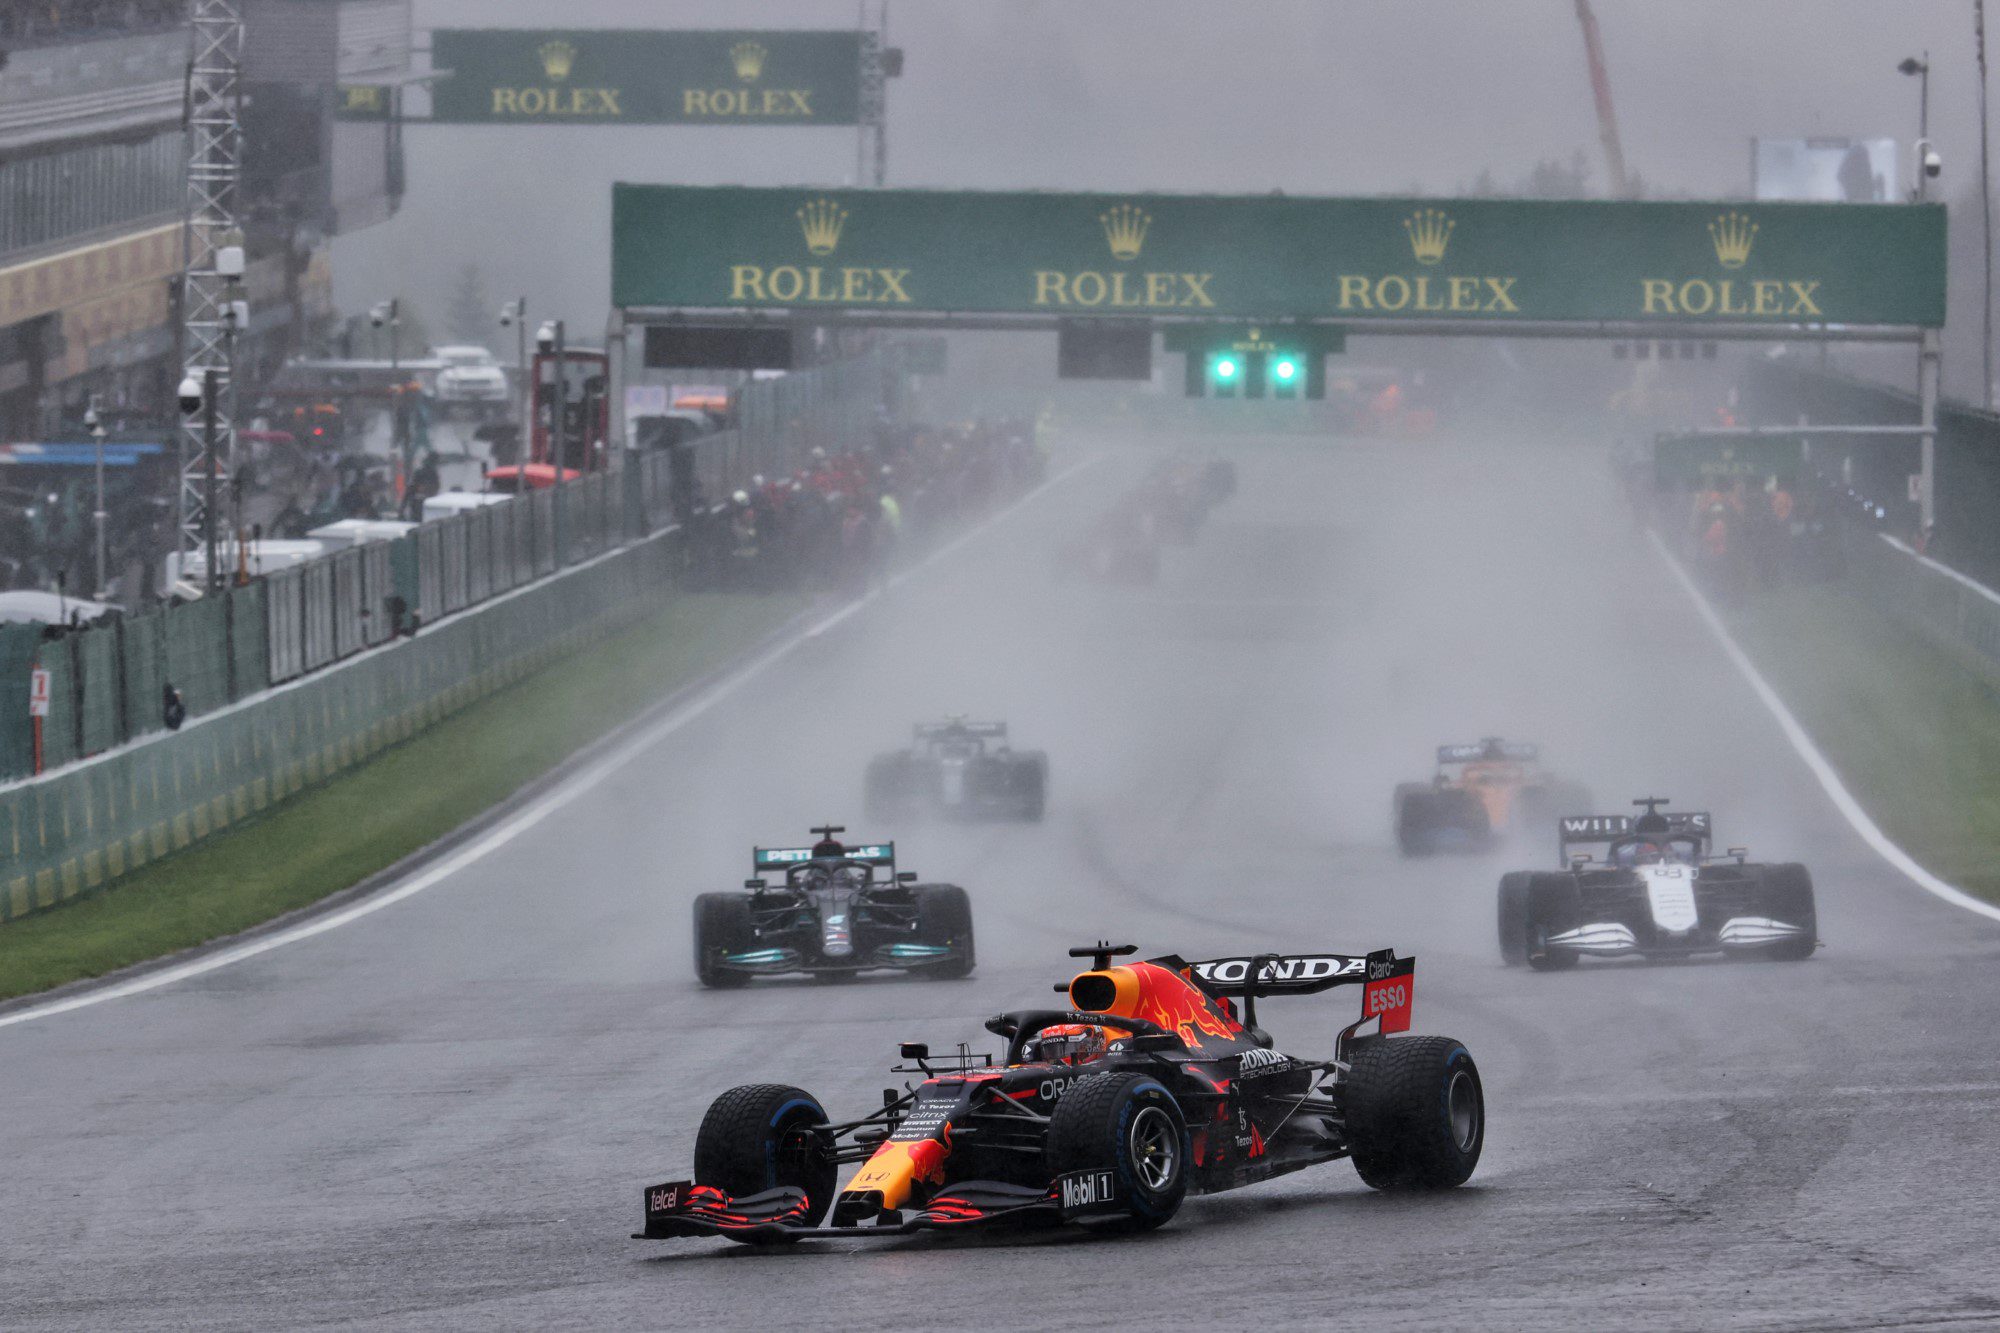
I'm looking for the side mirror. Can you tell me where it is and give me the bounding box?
[1568,853,1593,869]
[896,871,917,883]
[1726,846,1748,861]
[743,878,766,890]
[899,1042,929,1061]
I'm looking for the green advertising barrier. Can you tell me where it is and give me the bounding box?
[613,185,1946,327]
[430,29,860,125]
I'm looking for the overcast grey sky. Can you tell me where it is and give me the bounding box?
[335,1,1977,343]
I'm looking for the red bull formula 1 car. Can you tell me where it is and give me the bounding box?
[636,941,1483,1243]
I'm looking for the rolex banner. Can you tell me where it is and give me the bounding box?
[429,30,861,125]
[611,185,1946,327]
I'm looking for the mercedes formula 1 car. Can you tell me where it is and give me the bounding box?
[1394,738,1590,856]
[1498,797,1819,969]
[637,941,1483,1243]
[864,719,1048,822]
[692,827,974,987]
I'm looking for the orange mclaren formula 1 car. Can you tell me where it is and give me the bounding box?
[1393,738,1591,857]
[634,943,1483,1243]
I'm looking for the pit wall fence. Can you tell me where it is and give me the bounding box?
[0,349,895,924]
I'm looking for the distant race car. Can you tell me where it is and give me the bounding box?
[864,719,1048,822]
[1498,797,1819,969]
[636,941,1483,1244]
[692,827,974,987]
[1393,738,1590,856]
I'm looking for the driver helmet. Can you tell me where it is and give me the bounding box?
[1616,840,1663,867]
[811,836,845,859]
[1025,1023,1110,1067]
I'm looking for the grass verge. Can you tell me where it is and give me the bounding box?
[0,590,810,1002]
[1726,581,2000,904]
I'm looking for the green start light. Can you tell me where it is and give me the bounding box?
[1272,356,1300,382]
[1213,356,1240,380]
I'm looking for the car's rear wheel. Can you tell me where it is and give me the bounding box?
[1345,1036,1484,1190]
[912,883,975,978]
[693,893,752,988]
[1760,863,1819,961]
[1045,1072,1189,1229]
[694,1083,837,1235]
[1497,872,1532,965]
[1015,755,1048,822]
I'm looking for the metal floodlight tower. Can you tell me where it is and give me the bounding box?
[177,0,246,576]
[857,1,890,186]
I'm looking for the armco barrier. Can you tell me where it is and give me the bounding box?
[0,527,684,923]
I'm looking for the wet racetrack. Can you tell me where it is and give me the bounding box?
[3,433,1998,1331]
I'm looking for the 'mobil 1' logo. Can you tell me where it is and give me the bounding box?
[1639,212,1822,317]
[726,198,913,305]
[1031,203,1218,309]
[1333,209,1520,314]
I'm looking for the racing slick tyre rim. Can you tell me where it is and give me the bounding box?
[1129,1105,1180,1192]
[1343,1037,1484,1191]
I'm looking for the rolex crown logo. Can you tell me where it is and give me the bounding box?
[537,40,577,82]
[731,40,768,82]
[1099,203,1151,261]
[1708,211,1757,268]
[1403,208,1454,265]
[797,197,848,256]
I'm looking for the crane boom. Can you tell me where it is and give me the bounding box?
[1574,0,1632,197]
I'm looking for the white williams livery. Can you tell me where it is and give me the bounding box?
[1497,797,1819,970]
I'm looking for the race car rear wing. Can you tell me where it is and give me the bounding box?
[754,842,896,869]
[1557,813,1711,845]
[914,720,1007,741]
[1437,740,1538,764]
[1178,952,1373,995]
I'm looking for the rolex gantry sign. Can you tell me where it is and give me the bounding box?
[429,30,861,125]
[612,186,1945,329]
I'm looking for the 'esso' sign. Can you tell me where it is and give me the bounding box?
[1362,953,1415,1034]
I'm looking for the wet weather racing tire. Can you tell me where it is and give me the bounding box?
[1524,873,1581,972]
[1497,872,1532,965]
[694,1084,838,1232]
[1392,784,1433,857]
[1760,863,1819,961]
[693,893,753,989]
[1046,1072,1190,1229]
[913,883,976,979]
[1344,1037,1485,1191]
[1013,754,1048,822]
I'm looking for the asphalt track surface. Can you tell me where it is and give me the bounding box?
[4,434,1999,1332]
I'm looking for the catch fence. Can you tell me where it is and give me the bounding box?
[0,348,896,922]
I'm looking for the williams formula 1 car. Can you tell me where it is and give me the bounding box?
[692,827,974,986]
[637,941,1483,1242]
[864,718,1048,822]
[1394,738,1590,856]
[1498,797,1819,969]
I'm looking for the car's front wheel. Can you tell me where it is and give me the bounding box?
[694,1084,837,1233]
[693,893,752,989]
[1045,1072,1189,1229]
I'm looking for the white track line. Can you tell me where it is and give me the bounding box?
[0,458,1099,1031]
[1650,530,2000,925]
